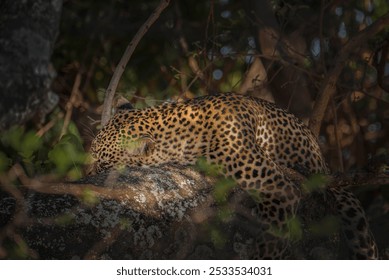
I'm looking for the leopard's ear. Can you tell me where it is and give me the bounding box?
[127,134,155,156]
[115,96,134,112]
[117,102,134,110]
[140,134,155,156]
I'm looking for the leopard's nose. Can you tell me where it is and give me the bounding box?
[85,162,97,175]
[85,154,98,175]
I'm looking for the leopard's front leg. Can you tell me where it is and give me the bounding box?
[208,143,301,259]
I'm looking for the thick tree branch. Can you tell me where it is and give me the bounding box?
[1,163,387,259]
[309,12,389,137]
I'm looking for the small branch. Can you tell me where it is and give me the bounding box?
[36,112,64,137]
[0,167,31,258]
[284,166,389,190]
[376,43,389,92]
[331,99,344,172]
[238,56,268,94]
[60,71,82,138]
[203,0,216,91]
[309,11,389,137]
[319,0,327,75]
[101,0,171,126]
[175,2,205,84]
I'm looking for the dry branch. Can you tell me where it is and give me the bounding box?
[60,71,82,138]
[101,0,171,126]
[238,57,269,94]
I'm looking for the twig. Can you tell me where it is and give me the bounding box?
[60,71,82,138]
[319,0,327,75]
[338,83,389,105]
[238,57,268,94]
[376,43,389,92]
[36,112,64,137]
[203,0,215,91]
[174,1,205,84]
[0,165,34,258]
[309,11,389,137]
[331,99,344,172]
[101,0,171,126]
[181,62,215,97]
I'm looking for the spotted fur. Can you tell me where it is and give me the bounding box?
[91,93,377,259]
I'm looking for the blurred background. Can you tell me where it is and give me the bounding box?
[53,0,389,172]
[1,0,389,174]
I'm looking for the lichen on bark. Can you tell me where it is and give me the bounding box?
[0,0,62,131]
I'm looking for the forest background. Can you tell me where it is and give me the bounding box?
[0,0,388,259]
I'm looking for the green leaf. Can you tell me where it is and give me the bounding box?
[210,227,227,249]
[0,152,11,172]
[1,126,24,151]
[217,205,234,222]
[195,157,224,177]
[48,134,87,175]
[19,131,42,159]
[81,188,100,206]
[269,216,302,241]
[213,177,236,204]
[288,216,303,241]
[67,166,84,180]
[302,173,329,193]
[0,126,42,160]
[7,239,30,259]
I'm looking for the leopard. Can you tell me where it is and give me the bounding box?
[90,92,378,259]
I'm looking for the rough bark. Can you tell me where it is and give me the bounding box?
[0,0,62,131]
[1,164,371,260]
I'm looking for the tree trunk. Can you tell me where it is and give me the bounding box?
[0,0,62,131]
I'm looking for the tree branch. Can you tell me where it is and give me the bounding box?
[101,0,171,126]
[2,164,387,259]
[309,11,389,137]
